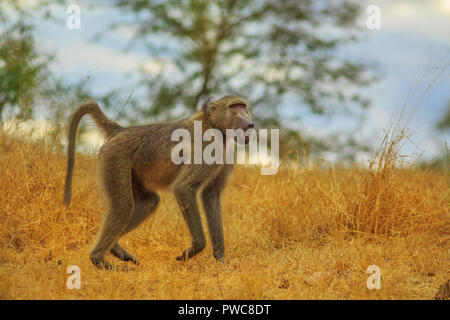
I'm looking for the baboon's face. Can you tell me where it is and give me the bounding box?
[205,96,254,144]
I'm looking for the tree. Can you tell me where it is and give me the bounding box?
[114,0,371,115]
[0,1,93,124]
[110,0,372,159]
[0,19,51,120]
[2,0,374,159]
[436,101,450,131]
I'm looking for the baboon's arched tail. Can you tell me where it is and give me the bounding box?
[63,101,122,206]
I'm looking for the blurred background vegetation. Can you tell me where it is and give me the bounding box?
[0,0,448,167]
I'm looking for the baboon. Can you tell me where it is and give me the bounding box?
[63,96,254,269]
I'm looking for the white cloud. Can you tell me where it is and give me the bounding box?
[37,34,173,77]
[368,0,450,42]
[112,25,136,40]
[439,0,450,13]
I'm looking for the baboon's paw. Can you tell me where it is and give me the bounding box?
[90,257,115,270]
[117,265,136,272]
[213,250,225,263]
[176,251,189,261]
[176,247,202,261]
[110,246,140,265]
[176,242,206,261]
[122,251,140,265]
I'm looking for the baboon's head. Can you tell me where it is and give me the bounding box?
[203,95,254,144]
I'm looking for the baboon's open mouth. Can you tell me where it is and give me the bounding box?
[234,131,251,145]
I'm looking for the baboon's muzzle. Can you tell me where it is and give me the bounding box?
[235,124,255,145]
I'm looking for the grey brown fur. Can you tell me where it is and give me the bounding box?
[63,96,253,269]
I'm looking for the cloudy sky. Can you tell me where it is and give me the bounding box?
[6,0,450,161]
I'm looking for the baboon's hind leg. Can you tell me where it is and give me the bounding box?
[89,155,134,270]
[124,172,160,234]
[110,172,160,265]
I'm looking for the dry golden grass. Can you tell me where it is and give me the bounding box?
[0,131,449,300]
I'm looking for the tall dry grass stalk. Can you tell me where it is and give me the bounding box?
[351,63,449,236]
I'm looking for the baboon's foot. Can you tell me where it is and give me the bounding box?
[90,256,115,270]
[176,250,192,261]
[176,242,206,261]
[110,244,140,265]
[213,248,225,263]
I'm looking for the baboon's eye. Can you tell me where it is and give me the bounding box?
[229,103,246,109]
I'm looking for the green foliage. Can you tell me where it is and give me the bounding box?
[111,0,373,157]
[436,101,450,131]
[0,20,52,119]
[0,2,92,124]
[1,0,375,159]
[114,0,371,121]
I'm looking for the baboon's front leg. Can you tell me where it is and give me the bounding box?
[201,165,232,262]
[174,185,206,260]
[201,186,224,262]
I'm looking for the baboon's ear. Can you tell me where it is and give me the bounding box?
[202,98,216,117]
